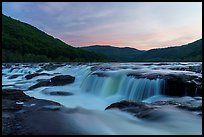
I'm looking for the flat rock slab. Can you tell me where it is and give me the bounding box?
[2,88,80,135]
[28,75,75,90]
[105,99,202,119]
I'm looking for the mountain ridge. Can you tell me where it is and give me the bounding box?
[81,39,202,62]
[81,45,144,62]
[2,14,202,62]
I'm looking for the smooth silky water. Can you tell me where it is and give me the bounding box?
[2,62,202,135]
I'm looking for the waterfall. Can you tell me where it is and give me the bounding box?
[80,74,107,95]
[118,77,165,100]
[80,72,165,101]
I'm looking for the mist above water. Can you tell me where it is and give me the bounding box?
[2,62,202,135]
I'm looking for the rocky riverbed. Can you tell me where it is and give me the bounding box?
[2,62,202,135]
[2,88,202,135]
[2,88,81,135]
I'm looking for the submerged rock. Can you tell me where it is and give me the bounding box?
[39,105,63,111]
[9,67,20,73]
[28,81,51,90]
[8,74,23,79]
[41,89,73,96]
[2,84,16,87]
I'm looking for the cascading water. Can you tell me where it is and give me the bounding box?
[80,71,165,101]
[118,77,165,101]
[2,63,202,135]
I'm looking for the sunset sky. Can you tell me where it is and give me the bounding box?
[2,2,202,50]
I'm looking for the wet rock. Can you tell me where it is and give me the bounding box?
[164,77,201,97]
[36,79,50,82]
[41,89,73,96]
[41,63,65,71]
[28,75,75,90]
[2,88,66,135]
[150,97,202,115]
[2,89,33,101]
[172,97,202,111]
[127,70,202,97]
[25,73,51,80]
[106,97,202,119]
[105,100,157,118]
[2,89,34,111]
[91,66,111,71]
[50,75,75,86]
[14,64,20,66]
[22,64,31,67]
[92,72,111,77]
[2,84,16,87]
[188,65,202,73]
[8,74,23,79]
[38,63,44,66]
[35,69,44,73]
[39,105,62,111]
[3,64,12,69]
[48,91,73,96]
[151,97,202,116]
[28,81,51,90]
[156,63,169,66]
[9,68,16,72]
[2,99,23,111]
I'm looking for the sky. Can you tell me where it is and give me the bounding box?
[2,2,202,50]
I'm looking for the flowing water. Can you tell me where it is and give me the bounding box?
[2,62,202,135]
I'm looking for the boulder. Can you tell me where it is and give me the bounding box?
[50,75,75,86]
[28,75,75,90]
[105,100,157,118]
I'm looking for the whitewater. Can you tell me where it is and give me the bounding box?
[2,62,202,135]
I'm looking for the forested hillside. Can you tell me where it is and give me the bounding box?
[81,46,144,62]
[82,39,202,62]
[2,14,108,62]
